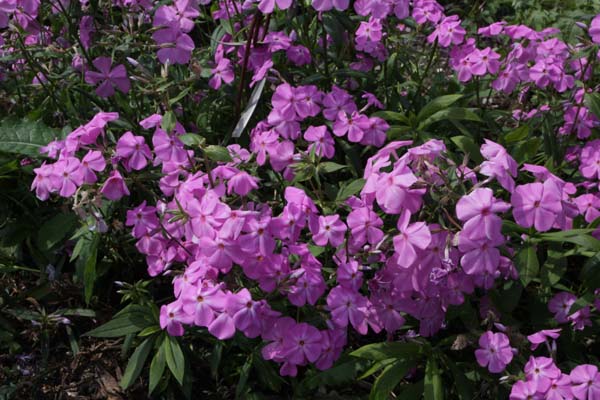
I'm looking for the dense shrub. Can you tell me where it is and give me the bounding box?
[2,0,600,398]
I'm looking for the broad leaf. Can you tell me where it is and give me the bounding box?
[0,118,63,157]
[121,336,155,389]
[350,341,424,361]
[424,358,443,400]
[417,94,463,122]
[165,336,185,386]
[516,246,539,287]
[369,360,411,400]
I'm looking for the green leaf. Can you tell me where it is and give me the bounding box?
[336,178,365,202]
[161,111,176,133]
[417,94,463,122]
[204,145,233,163]
[538,229,600,251]
[83,235,99,304]
[232,78,266,138]
[505,125,530,143]
[36,213,78,252]
[424,358,443,400]
[350,342,424,361]
[149,342,166,394]
[372,111,410,124]
[319,162,348,174]
[516,246,539,287]
[0,118,63,157]
[580,251,600,289]
[358,358,397,380]
[418,108,481,130]
[369,360,410,400]
[301,358,369,391]
[121,336,155,389]
[165,336,185,386]
[585,92,600,119]
[235,355,253,399]
[179,133,206,147]
[540,250,567,287]
[398,380,425,399]
[450,136,482,164]
[447,361,474,400]
[85,306,154,337]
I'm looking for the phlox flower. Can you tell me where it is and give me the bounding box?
[281,322,322,368]
[209,57,235,90]
[579,140,600,179]
[85,57,130,98]
[258,0,292,14]
[333,111,370,142]
[304,125,335,159]
[31,163,54,200]
[469,47,501,76]
[116,131,152,170]
[152,27,195,65]
[126,201,159,238]
[313,214,346,247]
[548,292,577,324]
[509,380,543,400]
[545,374,573,400]
[428,15,466,47]
[100,170,130,201]
[458,231,504,276]
[50,157,85,198]
[475,331,514,373]
[570,364,600,400]
[456,188,510,240]
[288,268,326,306]
[392,210,431,268]
[511,180,563,232]
[159,301,193,336]
[326,285,369,334]
[480,139,518,192]
[337,260,363,291]
[527,328,561,351]
[80,150,106,184]
[347,206,384,248]
[590,14,600,44]
[181,283,225,327]
[524,356,562,393]
[311,0,348,12]
[227,171,259,196]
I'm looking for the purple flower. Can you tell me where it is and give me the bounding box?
[428,15,466,47]
[527,328,561,351]
[116,131,152,170]
[512,180,563,232]
[258,0,292,14]
[281,322,322,366]
[209,57,235,90]
[326,286,368,334]
[85,57,130,98]
[100,170,130,201]
[392,209,431,268]
[548,292,577,324]
[456,188,510,240]
[509,380,543,400]
[50,157,85,198]
[313,214,346,247]
[304,125,335,159]
[474,331,514,373]
[152,27,195,65]
[570,364,600,400]
[524,356,561,393]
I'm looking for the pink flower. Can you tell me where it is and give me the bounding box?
[392,209,431,268]
[456,188,510,240]
[545,374,573,400]
[181,283,225,327]
[258,0,292,13]
[116,131,152,170]
[126,201,159,238]
[570,364,600,400]
[374,160,420,214]
[311,0,348,11]
[428,15,466,47]
[326,286,369,334]
[527,328,561,351]
[458,232,504,275]
[548,292,577,324]
[512,180,563,232]
[524,356,561,393]
[510,380,543,400]
[469,47,501,76]
[160,302,193,336]
[31,162,54,200]
[480,139,518,192]
[313,214,346,247]
[227,171,259,196]
[85,57,130,98]
[579,140,600,180]
[209,57,235,90]
[333,111,369,142]
[152,128,187,163]
[80,150,106,184]
[475,331,514,373]
[347,206,384,248]
[50,157,85,197]
[304,125,335,159]
[152,27,195,65]
[280,322,322,373]
[100,170,130,201]
[322,86,357,121]
[590,15,600,44]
